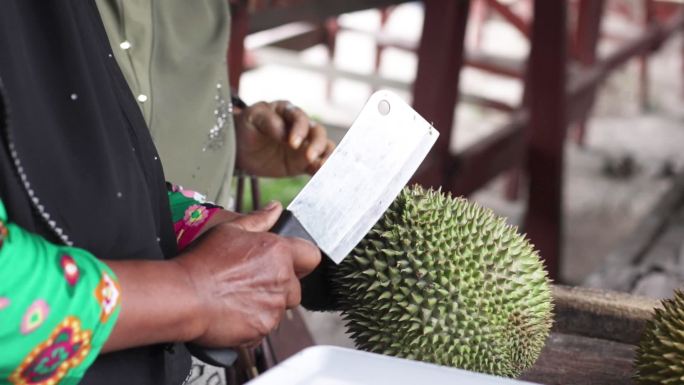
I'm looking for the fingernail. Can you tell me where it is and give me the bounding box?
[292,136,303,149]
[264,201,279,210]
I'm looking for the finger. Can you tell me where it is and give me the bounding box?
[306,139,336,175]
[321,139,336,160]
[286,238,322,278]
[303,123,328,163]
[230,201,283,232]
[247,102,287,142]
[272,101,310,149]
[285,278,302,308]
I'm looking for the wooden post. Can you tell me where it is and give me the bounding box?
[572,0,606,145]
[523,0,568,281]
[324,17,340,100]
[228,2,250,90]
[411,0,471,189]
[639,0,654,111]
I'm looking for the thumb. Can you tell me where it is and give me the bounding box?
[231,201,283,232]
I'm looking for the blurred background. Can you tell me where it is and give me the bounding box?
[226,0,684,348]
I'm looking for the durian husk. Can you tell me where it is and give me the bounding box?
[333,186,553,378]
[634,290,684,384]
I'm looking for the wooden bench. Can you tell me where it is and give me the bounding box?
[521,285,658,385]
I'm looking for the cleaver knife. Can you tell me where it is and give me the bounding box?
[189,90,438,368]
[272,90,438,263]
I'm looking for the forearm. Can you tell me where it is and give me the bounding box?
[102,258,206,352]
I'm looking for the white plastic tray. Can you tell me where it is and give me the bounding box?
[247,346,540,385]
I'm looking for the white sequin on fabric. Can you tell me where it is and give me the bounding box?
[5,139,72,246]
[202,83,232,152]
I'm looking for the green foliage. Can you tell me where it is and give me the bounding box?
[333,185,553,378]
[233,176,309,209]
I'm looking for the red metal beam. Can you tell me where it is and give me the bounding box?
[523,0,568,281]
[411,0,471,189]
[228,3,250,90]
[460,93,517,113]
[446,112,528,196]
[567,7,684,124]
[465,51,526,79]
[571,0,606,145]
[483,0,531,38]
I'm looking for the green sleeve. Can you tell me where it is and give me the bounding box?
[167,189,206,223]
[0,199,121,385]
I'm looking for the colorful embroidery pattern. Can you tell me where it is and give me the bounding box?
[93,273,120,322]
[10,316,91,385]
[21,300,49,335]
[184,205,209,227]
[173,207,219,251]
[60,255,80,287]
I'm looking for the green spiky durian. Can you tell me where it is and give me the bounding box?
[634,290,684,384]
[333,185,553,378]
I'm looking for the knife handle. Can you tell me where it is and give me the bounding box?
[271,210,339,311]
[186,343,238,368]
[270,209,315,242]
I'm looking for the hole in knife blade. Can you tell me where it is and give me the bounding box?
[378,100,391,116]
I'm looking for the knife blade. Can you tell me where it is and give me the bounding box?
[272,90,438,263]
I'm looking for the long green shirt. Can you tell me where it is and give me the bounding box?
[96,0,236,202]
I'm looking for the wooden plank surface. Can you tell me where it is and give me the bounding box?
[521,333,636,385]
[552,285,657,345]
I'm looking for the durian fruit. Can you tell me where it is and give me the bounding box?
[333,185,553,378]
[634,290,684,384]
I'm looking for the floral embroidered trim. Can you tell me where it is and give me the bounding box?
[21,300,50,335]
[10,316,91,385]
[94,273,120,323]
[184,205,209,227]
[173,207,219,251]
[60,255,79,287]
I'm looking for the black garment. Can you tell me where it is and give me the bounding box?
[0,1,190,384]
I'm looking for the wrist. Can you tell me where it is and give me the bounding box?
[166,258,208,342]
[103,259,208,351]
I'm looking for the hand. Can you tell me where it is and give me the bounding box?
[235,101,335,177]
[175,202,321,348]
